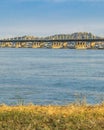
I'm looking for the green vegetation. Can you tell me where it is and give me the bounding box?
[0,104,104,130]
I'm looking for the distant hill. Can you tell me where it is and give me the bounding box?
[9,35,38,40]
[6,32,102,40]
[45,32,101,40]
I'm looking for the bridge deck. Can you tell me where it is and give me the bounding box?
[0,39,104,42]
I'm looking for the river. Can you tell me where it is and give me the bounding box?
[0,48,104,105]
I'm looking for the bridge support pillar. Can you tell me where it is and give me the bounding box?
[90,42,95,48]
[75,42,87,49]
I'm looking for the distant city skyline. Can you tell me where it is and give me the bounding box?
[0,0,104,38]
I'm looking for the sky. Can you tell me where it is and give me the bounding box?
[0,0,104,38]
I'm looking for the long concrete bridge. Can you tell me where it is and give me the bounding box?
[0,38,104,49]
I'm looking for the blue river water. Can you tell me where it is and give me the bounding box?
[0,48,104,105]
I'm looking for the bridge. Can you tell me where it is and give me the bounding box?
[0,38,104,49]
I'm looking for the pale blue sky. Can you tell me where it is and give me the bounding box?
[0,0,104,38]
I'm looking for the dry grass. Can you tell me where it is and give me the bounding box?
[0,104,104,130]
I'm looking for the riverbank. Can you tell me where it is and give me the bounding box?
[0,104,104,130]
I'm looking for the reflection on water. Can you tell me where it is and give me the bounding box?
[0,48,104,105]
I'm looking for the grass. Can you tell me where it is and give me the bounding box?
[0,104,104,130]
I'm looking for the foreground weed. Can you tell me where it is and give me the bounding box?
[0,104,104,130]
